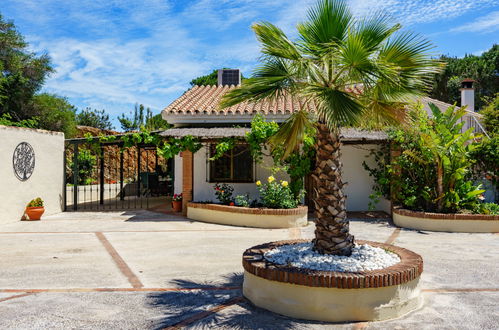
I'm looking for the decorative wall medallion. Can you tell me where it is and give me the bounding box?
[13,142,35,181]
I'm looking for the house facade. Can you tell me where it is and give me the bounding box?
[161,70,485,214]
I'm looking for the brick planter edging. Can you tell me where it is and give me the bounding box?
[393,207,499,221]
[187,202,308,216]
[242,240,423,289]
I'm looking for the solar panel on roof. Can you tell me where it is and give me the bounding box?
[217,69,241,86]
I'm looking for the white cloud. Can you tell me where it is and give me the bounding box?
[273,0,498,29]
[450,11,499,33]
[3,0,497,127]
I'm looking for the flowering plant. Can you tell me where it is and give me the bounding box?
[257,177,299,209]
[172,193,182,202]
[27,197,44,207]
[214,183,234,204]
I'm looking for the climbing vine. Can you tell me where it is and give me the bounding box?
[245,114,279,162]
[156,135,202,159]
[82,130,202,159]
[209,137,236,160]
[207,114,315,198]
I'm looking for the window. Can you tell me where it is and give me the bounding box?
[209,144,254,182]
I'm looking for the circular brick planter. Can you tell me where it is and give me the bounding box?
[242,240,423,322]
[393,208,499,233]
[187,202,308,228]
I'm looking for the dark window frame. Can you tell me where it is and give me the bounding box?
[208,143,255,183]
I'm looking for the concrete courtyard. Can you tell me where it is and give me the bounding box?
[0,210,497,329]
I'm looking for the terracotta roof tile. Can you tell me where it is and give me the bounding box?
[163,85,480,120]
[163,85,317,116]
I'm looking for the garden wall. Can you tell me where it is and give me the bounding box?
[0,125,65,223]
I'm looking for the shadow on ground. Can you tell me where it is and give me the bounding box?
[147,273,341,329]
[122,209,190,222]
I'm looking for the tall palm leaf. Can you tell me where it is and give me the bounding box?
[221,0,442,256]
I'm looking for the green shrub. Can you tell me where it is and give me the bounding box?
[27,197,43,207]
[257,176,299,209]
[0,113,38,128]
[481,93,499,135]
[66,149,97,185]
[365,103,484,213]
[475,202,499,215]
[234,194,250,207]
[213,183,234,204]
[470,136,499,200]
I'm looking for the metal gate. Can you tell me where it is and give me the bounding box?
[64,137,173,211]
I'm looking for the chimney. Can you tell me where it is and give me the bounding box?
[217,69,241,86]
[460,78,475,112]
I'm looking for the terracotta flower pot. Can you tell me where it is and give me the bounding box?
[172,201,182,212]
[25,207,45,220]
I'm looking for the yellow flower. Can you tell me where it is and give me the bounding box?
[281,180,289,187]
[268,176,275,183]
[256,180,262,186]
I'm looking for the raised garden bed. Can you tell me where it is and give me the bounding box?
[393,208,499,233]
[242,239,423,322]
[187,202,308,228]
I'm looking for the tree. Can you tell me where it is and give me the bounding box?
[31,93,77,137]
[190,69,246,86]
[430,45,499,110]
[221,0,441,256]
[481,93,499,135]
[0,14,53,119]
[0,113,38,128]
[118,103,146,132]
[76,108,113,130]
[118,103,168,132]
[145,113,170,131]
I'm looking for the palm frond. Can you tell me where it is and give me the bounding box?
[378,31,443,92]
[355,13,400,52]
[297,0,352,56]
[269,110,315,159]
[220,58,298,109]
[252,22,302,60]
[307,85,363,128]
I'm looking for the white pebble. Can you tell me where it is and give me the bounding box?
[264,243,400,272]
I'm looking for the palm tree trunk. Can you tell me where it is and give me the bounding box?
[312,124,354,256]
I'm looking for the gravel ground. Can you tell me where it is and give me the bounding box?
[264,242,400,272]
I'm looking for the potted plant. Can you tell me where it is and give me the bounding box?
[25,197,44,220]
[172,193,182,212]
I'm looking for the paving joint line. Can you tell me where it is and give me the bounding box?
[95,232,143,289]
[163,296,244,329]
[385,228,401,245]
[0,292,35,303]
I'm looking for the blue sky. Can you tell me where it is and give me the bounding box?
[2,0,498,128]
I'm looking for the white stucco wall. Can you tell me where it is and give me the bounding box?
[0,125,65,223]
[173,143,390,212]
[174,144,288,202]
[341,144,390,212]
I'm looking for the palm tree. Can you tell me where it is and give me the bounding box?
[221,0,442,256]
